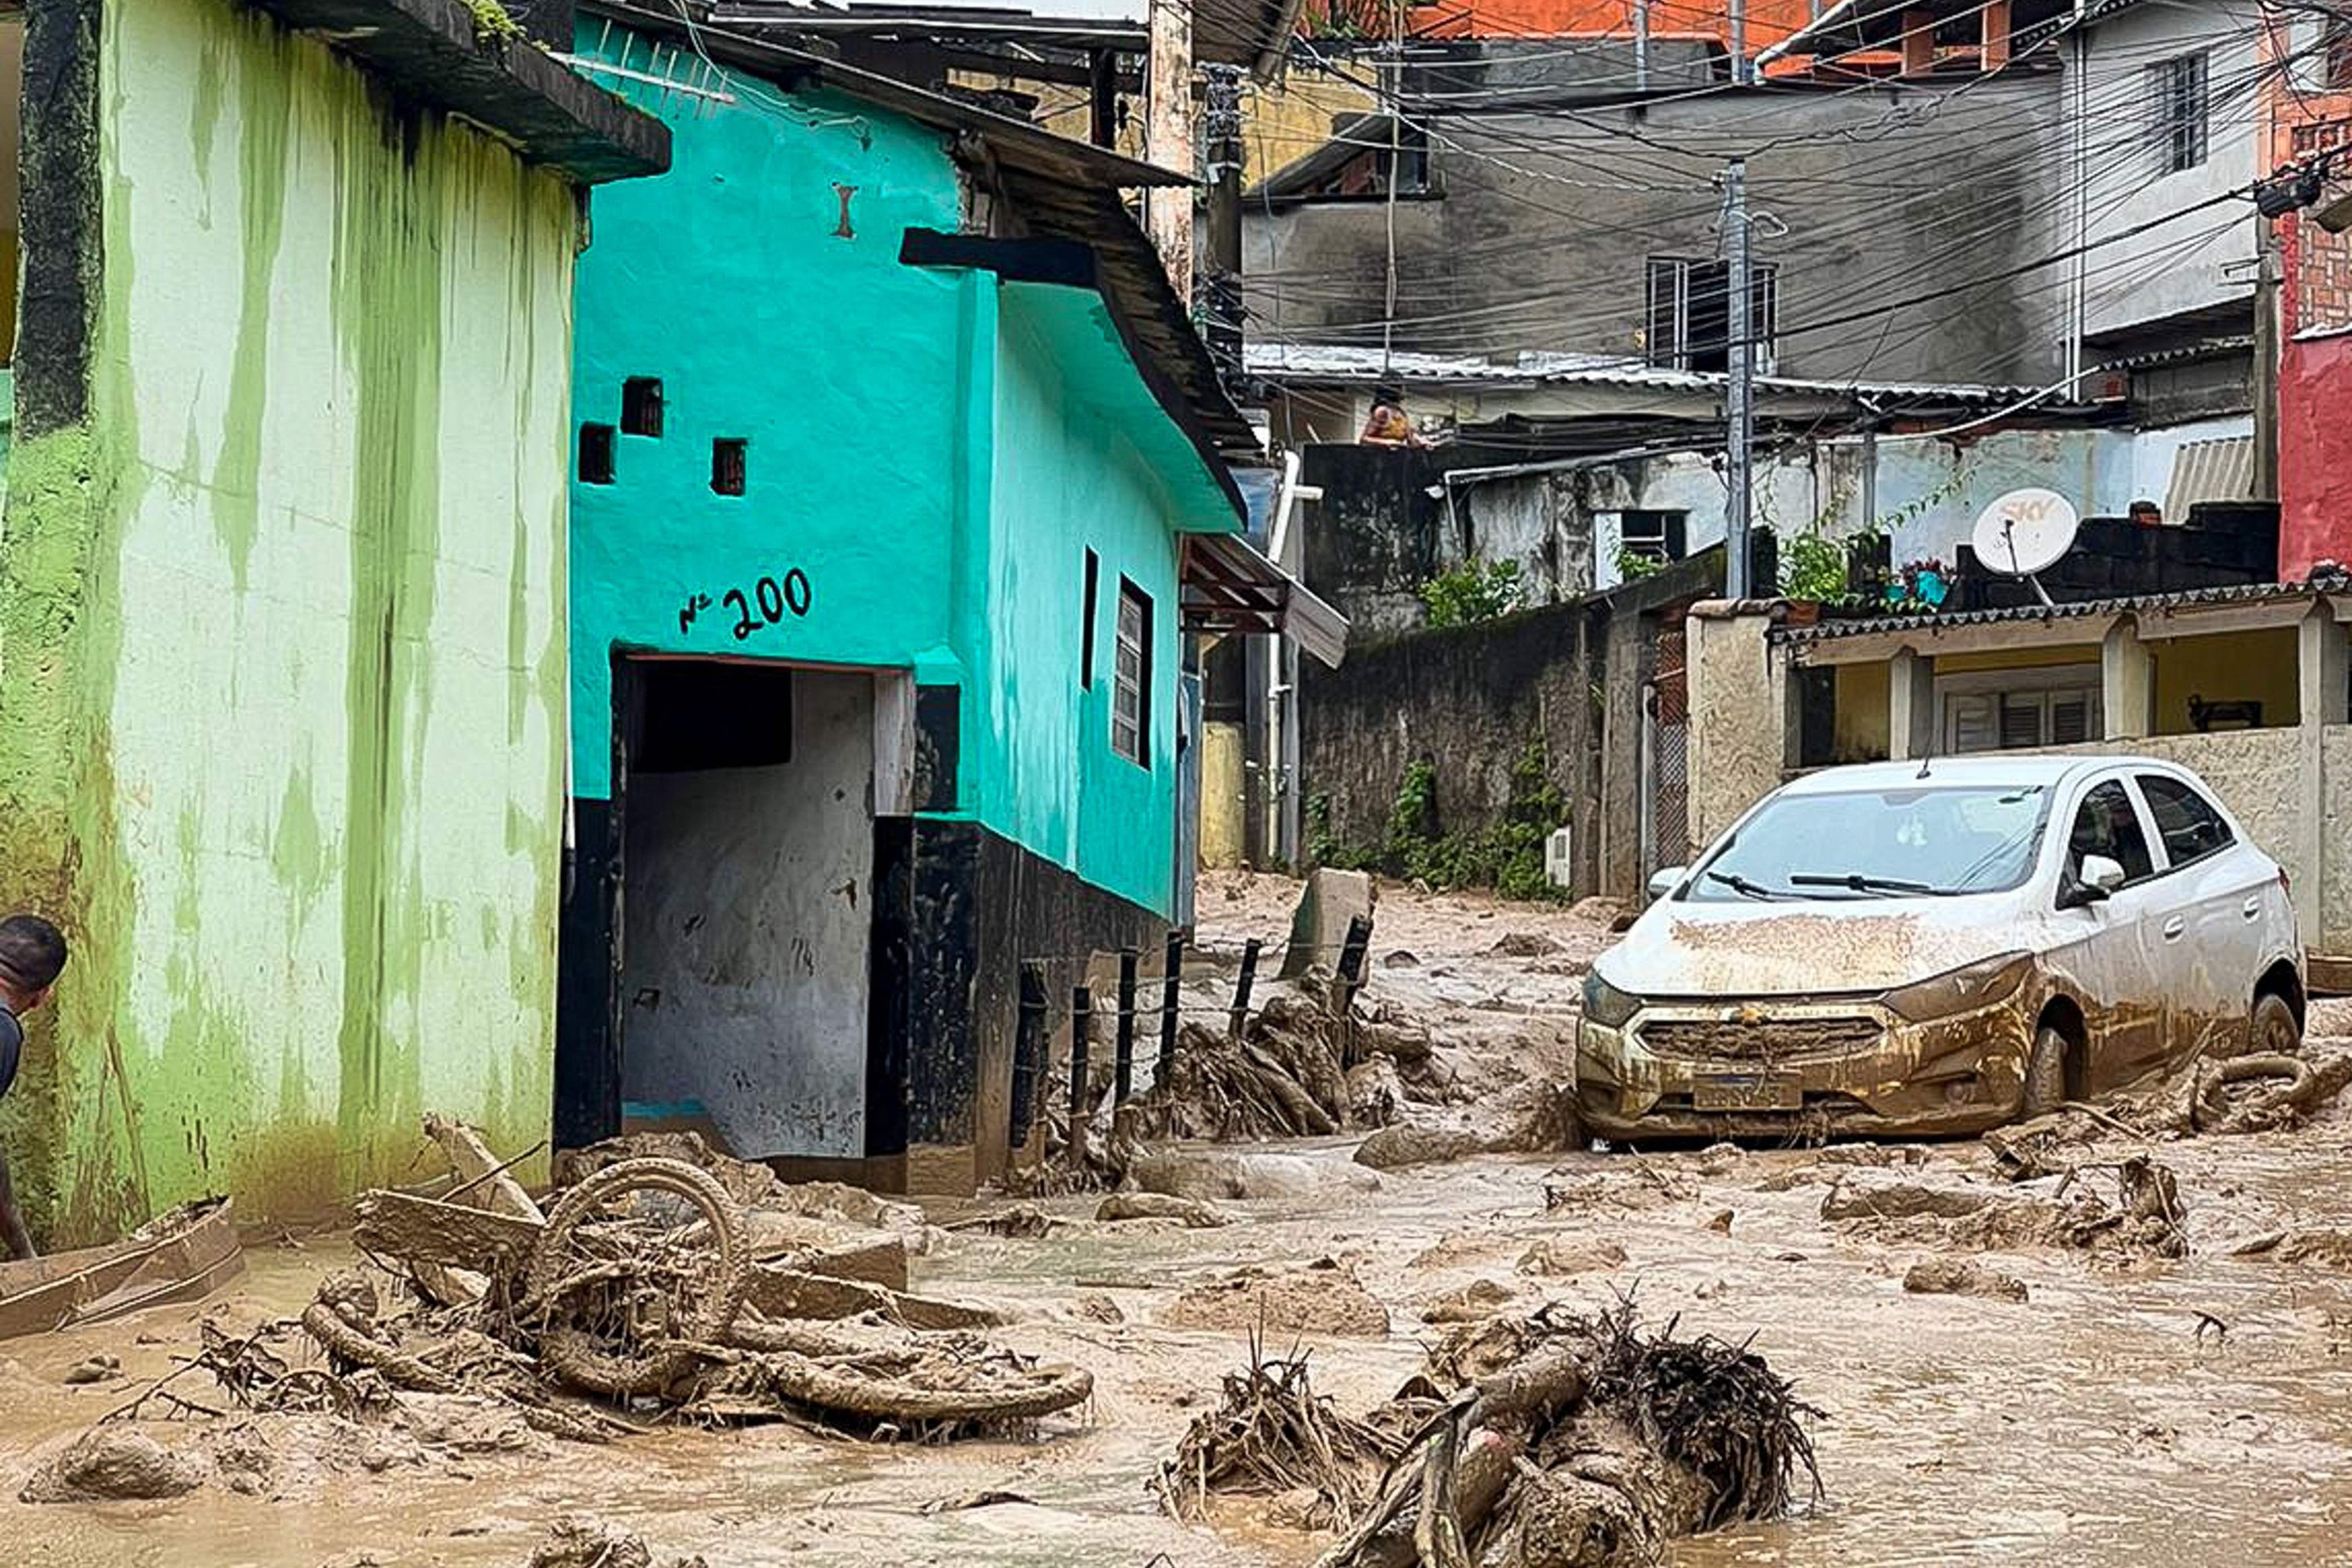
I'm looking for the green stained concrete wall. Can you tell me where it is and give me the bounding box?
[0,0,578,1241]
[568,27,1235,919]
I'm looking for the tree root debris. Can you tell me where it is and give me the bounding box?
[1988,1047,2352,1176]
[1161,1301,1818,1567]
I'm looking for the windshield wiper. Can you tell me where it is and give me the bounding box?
[1788,872,1953,896]
[1704,871,1786,901]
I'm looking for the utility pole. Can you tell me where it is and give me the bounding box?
[1727,0,1747,84]
[1200,60,1254,867]
[1724,157,1754,599]
[1144,0,1193,290]
[1633,0,1650,93]
[2253,215,2281,502]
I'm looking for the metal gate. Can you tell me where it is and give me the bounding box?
[1639,621,1690,891]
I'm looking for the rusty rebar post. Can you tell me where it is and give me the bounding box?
[1229,937,1262,1040]
[1070,985,1093,1163]
[1012,961,1047,1150]
[1115,947,1139,1104]
[1157,928,1185,1090]
[1335,913,1374,1070]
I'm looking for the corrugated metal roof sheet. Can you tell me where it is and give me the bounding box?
[2165,437,2256,521]
[1768,575,2350,646]
[1242,342,2042,405]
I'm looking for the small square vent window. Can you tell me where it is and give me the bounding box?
[579,423,616,485]
[621,377,664,437]
[711,438,748,496]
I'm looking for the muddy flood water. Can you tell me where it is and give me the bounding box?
[8,878,2352,1566]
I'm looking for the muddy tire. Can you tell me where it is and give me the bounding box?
[2251,990,2302,1058]
[2021,1024,2069,1119]
[527,1156,749,1399]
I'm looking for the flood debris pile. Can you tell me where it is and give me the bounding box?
[325,1142,1091,1442]
[1030,987,1401,1192]
[1161,1302,1819,1568]
[2118,1045,2352,1138]
[53,1123,1093,1475]
[1820,1160,2187,1261]
[1986,1044,2352,1167]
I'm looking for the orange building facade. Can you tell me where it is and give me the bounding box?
[2262,5,2352,579]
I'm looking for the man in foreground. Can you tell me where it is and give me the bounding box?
[0,914,68,1260]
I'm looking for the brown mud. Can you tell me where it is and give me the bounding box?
[8,873,2352,1565]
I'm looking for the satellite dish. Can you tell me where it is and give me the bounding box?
[1970,488,2078,606]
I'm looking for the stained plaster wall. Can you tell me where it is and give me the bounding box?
[1685,609,1787,853]
[621,670,875,1160]
[2074,0,2261,343]
[1245,74,2070,387]
[0,0,578,1240]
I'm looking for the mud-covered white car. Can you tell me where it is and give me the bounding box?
[1577,756,2303,1140]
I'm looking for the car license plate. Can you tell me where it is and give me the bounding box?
[1693,1073,1802,1112]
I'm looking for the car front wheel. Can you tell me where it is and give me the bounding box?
[2250,991,2302,1058]
[2022,1024,2069,1118]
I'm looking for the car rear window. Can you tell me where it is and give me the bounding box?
[2138,774,2234,867]
[1687,783,2053,902]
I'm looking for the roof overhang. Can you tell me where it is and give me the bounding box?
[704,0,1305,75]
[1181,532,1349,666]
[251,0,672,181]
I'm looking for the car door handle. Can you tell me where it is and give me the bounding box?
[2243,897,2262,920]
[2162,916,2187,941]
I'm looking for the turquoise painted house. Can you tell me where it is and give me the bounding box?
[555,6,1322,1192]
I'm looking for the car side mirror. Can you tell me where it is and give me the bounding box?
[1646,866,1686,902]
[2058,854,2125,909]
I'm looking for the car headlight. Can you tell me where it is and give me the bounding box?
[1881,952,2034,1024]
[1582,971,1641,1029]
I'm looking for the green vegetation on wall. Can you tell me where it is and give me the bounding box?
[1308,738,1568,901]
[1418,558,1523,628]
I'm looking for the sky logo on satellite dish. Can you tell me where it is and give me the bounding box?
[1970,488,2078,608]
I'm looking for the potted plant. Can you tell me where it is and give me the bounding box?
[1777,529,1846,625]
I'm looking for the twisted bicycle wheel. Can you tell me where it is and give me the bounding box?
[526,1156,749,1398]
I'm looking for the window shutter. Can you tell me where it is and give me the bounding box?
[1998,693,2045,751]
[1950,695,1998,753]
[2049,691,2092,746]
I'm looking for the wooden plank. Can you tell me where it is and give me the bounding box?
[744,1266,1004,1332]
[423,1115,544,1221]
[354,1192,545,1273]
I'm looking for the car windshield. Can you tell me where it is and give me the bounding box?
[1685,783,2053,902]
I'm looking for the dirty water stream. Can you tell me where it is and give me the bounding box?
[9,1120,2352,1566]
[9,874,2352,1566]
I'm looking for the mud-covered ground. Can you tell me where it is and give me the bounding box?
[9,873,2352,1566]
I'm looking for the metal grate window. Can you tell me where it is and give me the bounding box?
[2150,53,2209,173]
[1644,256,1778,374]
[1112,579,1152,767]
